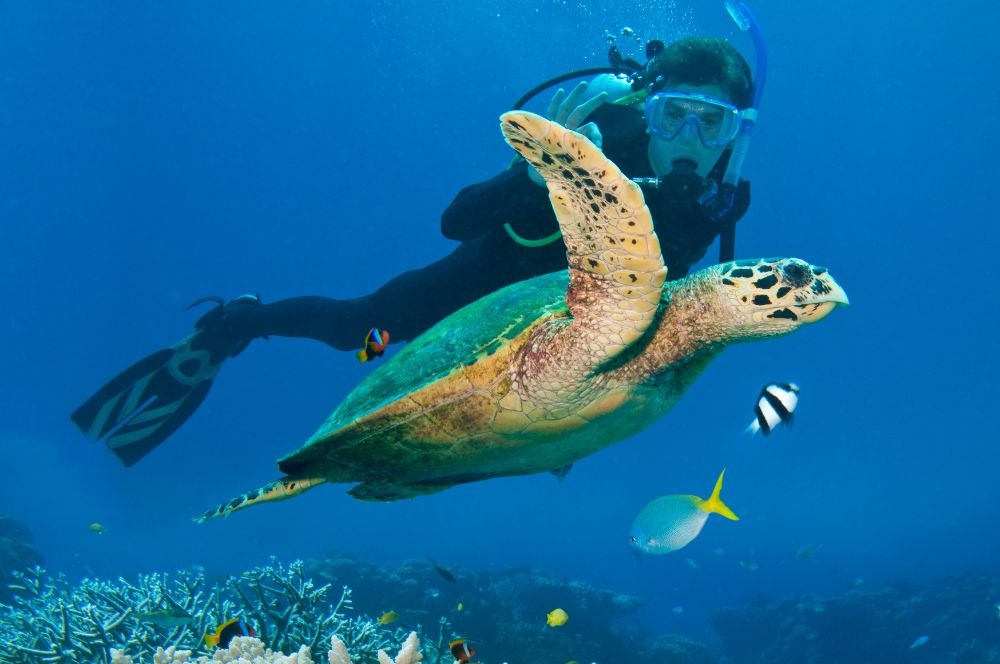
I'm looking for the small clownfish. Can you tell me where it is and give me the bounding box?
[449,638,481,662]
[357,328,389,363]
[204,618,255,649]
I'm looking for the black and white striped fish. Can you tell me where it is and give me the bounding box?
[747,382,800,436]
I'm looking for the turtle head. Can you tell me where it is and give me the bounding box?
[711,258,849,338]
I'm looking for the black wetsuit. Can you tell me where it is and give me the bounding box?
[239,104,750,350]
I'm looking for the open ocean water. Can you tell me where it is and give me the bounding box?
[1,1,997,662]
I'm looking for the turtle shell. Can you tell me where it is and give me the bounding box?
[277,271,569,477]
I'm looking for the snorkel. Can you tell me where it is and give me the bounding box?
[721,0,767,188]
[712,0,768,260]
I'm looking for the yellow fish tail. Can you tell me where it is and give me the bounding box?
[356,349,368,363]
[204,634,219,648]
[701,468,739,521]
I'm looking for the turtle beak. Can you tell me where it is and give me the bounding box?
[794,275,849,324]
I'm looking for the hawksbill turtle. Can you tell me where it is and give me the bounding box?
[194,111,848,523]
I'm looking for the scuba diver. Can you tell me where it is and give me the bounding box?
[73,17,767,467]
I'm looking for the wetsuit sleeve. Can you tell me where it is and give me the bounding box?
[440,161,554,242]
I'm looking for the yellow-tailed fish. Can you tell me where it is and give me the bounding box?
[546,608,568,627]
[629,469,738,554]
[379,610,399,625]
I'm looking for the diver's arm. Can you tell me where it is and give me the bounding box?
[440,161,553,242]
[646,178,751,279]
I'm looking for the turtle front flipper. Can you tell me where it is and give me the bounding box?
[193,476,325,523]
[499,112,666,395]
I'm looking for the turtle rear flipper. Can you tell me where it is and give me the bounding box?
[193,476,325,523]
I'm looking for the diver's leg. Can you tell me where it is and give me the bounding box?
[242,234,518,348]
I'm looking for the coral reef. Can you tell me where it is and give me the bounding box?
[638,634,718,664]
[306,553,677,663]
[107,632,424,664]
[0,559,444,664]
[712,573,1000,663]
[0,515,43,603]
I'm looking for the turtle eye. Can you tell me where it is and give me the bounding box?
[781,261,810,286]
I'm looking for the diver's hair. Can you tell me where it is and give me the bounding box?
[647,36,754,108]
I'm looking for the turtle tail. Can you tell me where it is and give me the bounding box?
[192,476,326,524]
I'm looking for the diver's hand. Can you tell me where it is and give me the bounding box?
[528,81,607,187]
[657,169,707,205]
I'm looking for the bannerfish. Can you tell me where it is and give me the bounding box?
[546,608,569,627]
[136,607,192,627]
[449,638,480,663]
[379,610,399,625]
[205,618,255,648]
[630,469,739,555]
[747,382,799,436]
[357,327,389,363]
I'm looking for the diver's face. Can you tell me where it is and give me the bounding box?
[647,82,733,178]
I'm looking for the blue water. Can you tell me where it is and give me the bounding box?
[1,0,997,653]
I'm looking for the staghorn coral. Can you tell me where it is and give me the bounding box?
[0,559,439,664]
[106,632,425,664]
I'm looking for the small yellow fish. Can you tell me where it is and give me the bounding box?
[457,602,464,612]
[546,608,569,627]
[379,610,399,625]
[87,522,107,535]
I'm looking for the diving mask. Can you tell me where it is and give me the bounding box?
[645,92,745,148]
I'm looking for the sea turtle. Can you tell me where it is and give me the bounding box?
[194,111,848,523]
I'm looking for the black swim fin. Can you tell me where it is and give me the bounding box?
[71,295,263,467]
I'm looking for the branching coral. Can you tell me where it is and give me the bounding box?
[0,560,442,664]
[106,632,425,664]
